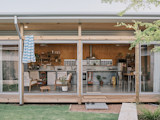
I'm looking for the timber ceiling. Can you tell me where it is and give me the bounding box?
[0,23,145,31]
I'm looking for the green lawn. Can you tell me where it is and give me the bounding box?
[0,104,118,120]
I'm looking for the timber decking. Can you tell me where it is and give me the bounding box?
[0,94,159,103]
[0,95,19,103]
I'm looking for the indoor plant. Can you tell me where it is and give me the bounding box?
[47,52,51,57]
[97,75,103,86]
[59,76,68,91]
[55,57,58,62]
[43,78,47,85]
[58,59,61,65]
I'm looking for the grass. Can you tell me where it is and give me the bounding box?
[0,104,119,120]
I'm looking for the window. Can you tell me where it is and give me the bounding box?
[141,45,160,92]
[0,45,19,92]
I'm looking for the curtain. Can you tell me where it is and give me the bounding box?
[153,45,160,92]
[23,35,36,63]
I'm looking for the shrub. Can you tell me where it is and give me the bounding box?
[138,105,160,120]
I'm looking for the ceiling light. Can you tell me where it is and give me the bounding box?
[24,26,28,28]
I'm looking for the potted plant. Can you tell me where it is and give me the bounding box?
[47,52,51,57]
[55,57,58,62]
[59,76,68,91]
[58,59,61,65]
[35,53,40,58]
[43,78,47,85]
[97,75,103,86]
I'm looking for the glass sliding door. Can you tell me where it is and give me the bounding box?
[0,44,19,92]
[82,43,136,94]
[141,45,160,92]
[24,43,77,94]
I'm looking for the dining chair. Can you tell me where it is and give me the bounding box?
[54,73,72,91]
[24,72,38,92]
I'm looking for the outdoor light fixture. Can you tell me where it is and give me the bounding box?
[24,26,28,28]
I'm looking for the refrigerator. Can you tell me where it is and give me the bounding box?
[47,72,56,85]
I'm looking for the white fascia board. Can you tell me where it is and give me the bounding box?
[17,16,160,20]
[0,12,160,16]
[0,17,14,19]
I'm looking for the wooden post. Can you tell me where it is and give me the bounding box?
[78,23,82,104]
[135,44,140,104]
[20,24,24,105]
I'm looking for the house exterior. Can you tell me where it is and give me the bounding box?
[0,0,160,105]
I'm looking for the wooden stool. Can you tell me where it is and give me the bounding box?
[40,86,50,92]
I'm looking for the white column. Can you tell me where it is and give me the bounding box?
[19,39,23,104]
[0,45,2,92]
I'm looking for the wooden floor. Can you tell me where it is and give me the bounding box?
[0,94,159,103]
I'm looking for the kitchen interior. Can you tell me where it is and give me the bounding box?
[24,43,136,94]
[24,43,78,93]
[82,44,136,93]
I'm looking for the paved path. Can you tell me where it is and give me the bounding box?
[118,103,138,120]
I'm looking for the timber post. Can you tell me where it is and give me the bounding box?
[20,23,24,105]
[78,23,82,104]
[135,44,140,104]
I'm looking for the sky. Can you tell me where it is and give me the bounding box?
[0,0,160,14]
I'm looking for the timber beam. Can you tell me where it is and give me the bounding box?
[0,36,136,40]
[0,36,19,40]
[30,36,136,40]
[23,36,135,40]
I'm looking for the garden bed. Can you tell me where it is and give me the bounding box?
[137,104,159,114]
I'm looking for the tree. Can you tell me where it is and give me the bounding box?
[102,0,160,52]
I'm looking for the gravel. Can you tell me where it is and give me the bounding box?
[70,104,121,114]
[70,103,159,115]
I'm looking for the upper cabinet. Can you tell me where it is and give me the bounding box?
[82,59,113,66]
[64,59,77,66]
[101,59,113,66]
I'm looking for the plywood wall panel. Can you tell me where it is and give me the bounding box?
[83,44,135,65]
[34,44,77,66]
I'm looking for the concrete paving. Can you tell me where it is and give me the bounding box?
[118,103,138,120]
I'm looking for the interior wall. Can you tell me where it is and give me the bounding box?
[33,44,135,66]
[83,44,135,65]
[33,44,77,66]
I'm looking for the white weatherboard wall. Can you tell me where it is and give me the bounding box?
[0,0,160,14]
